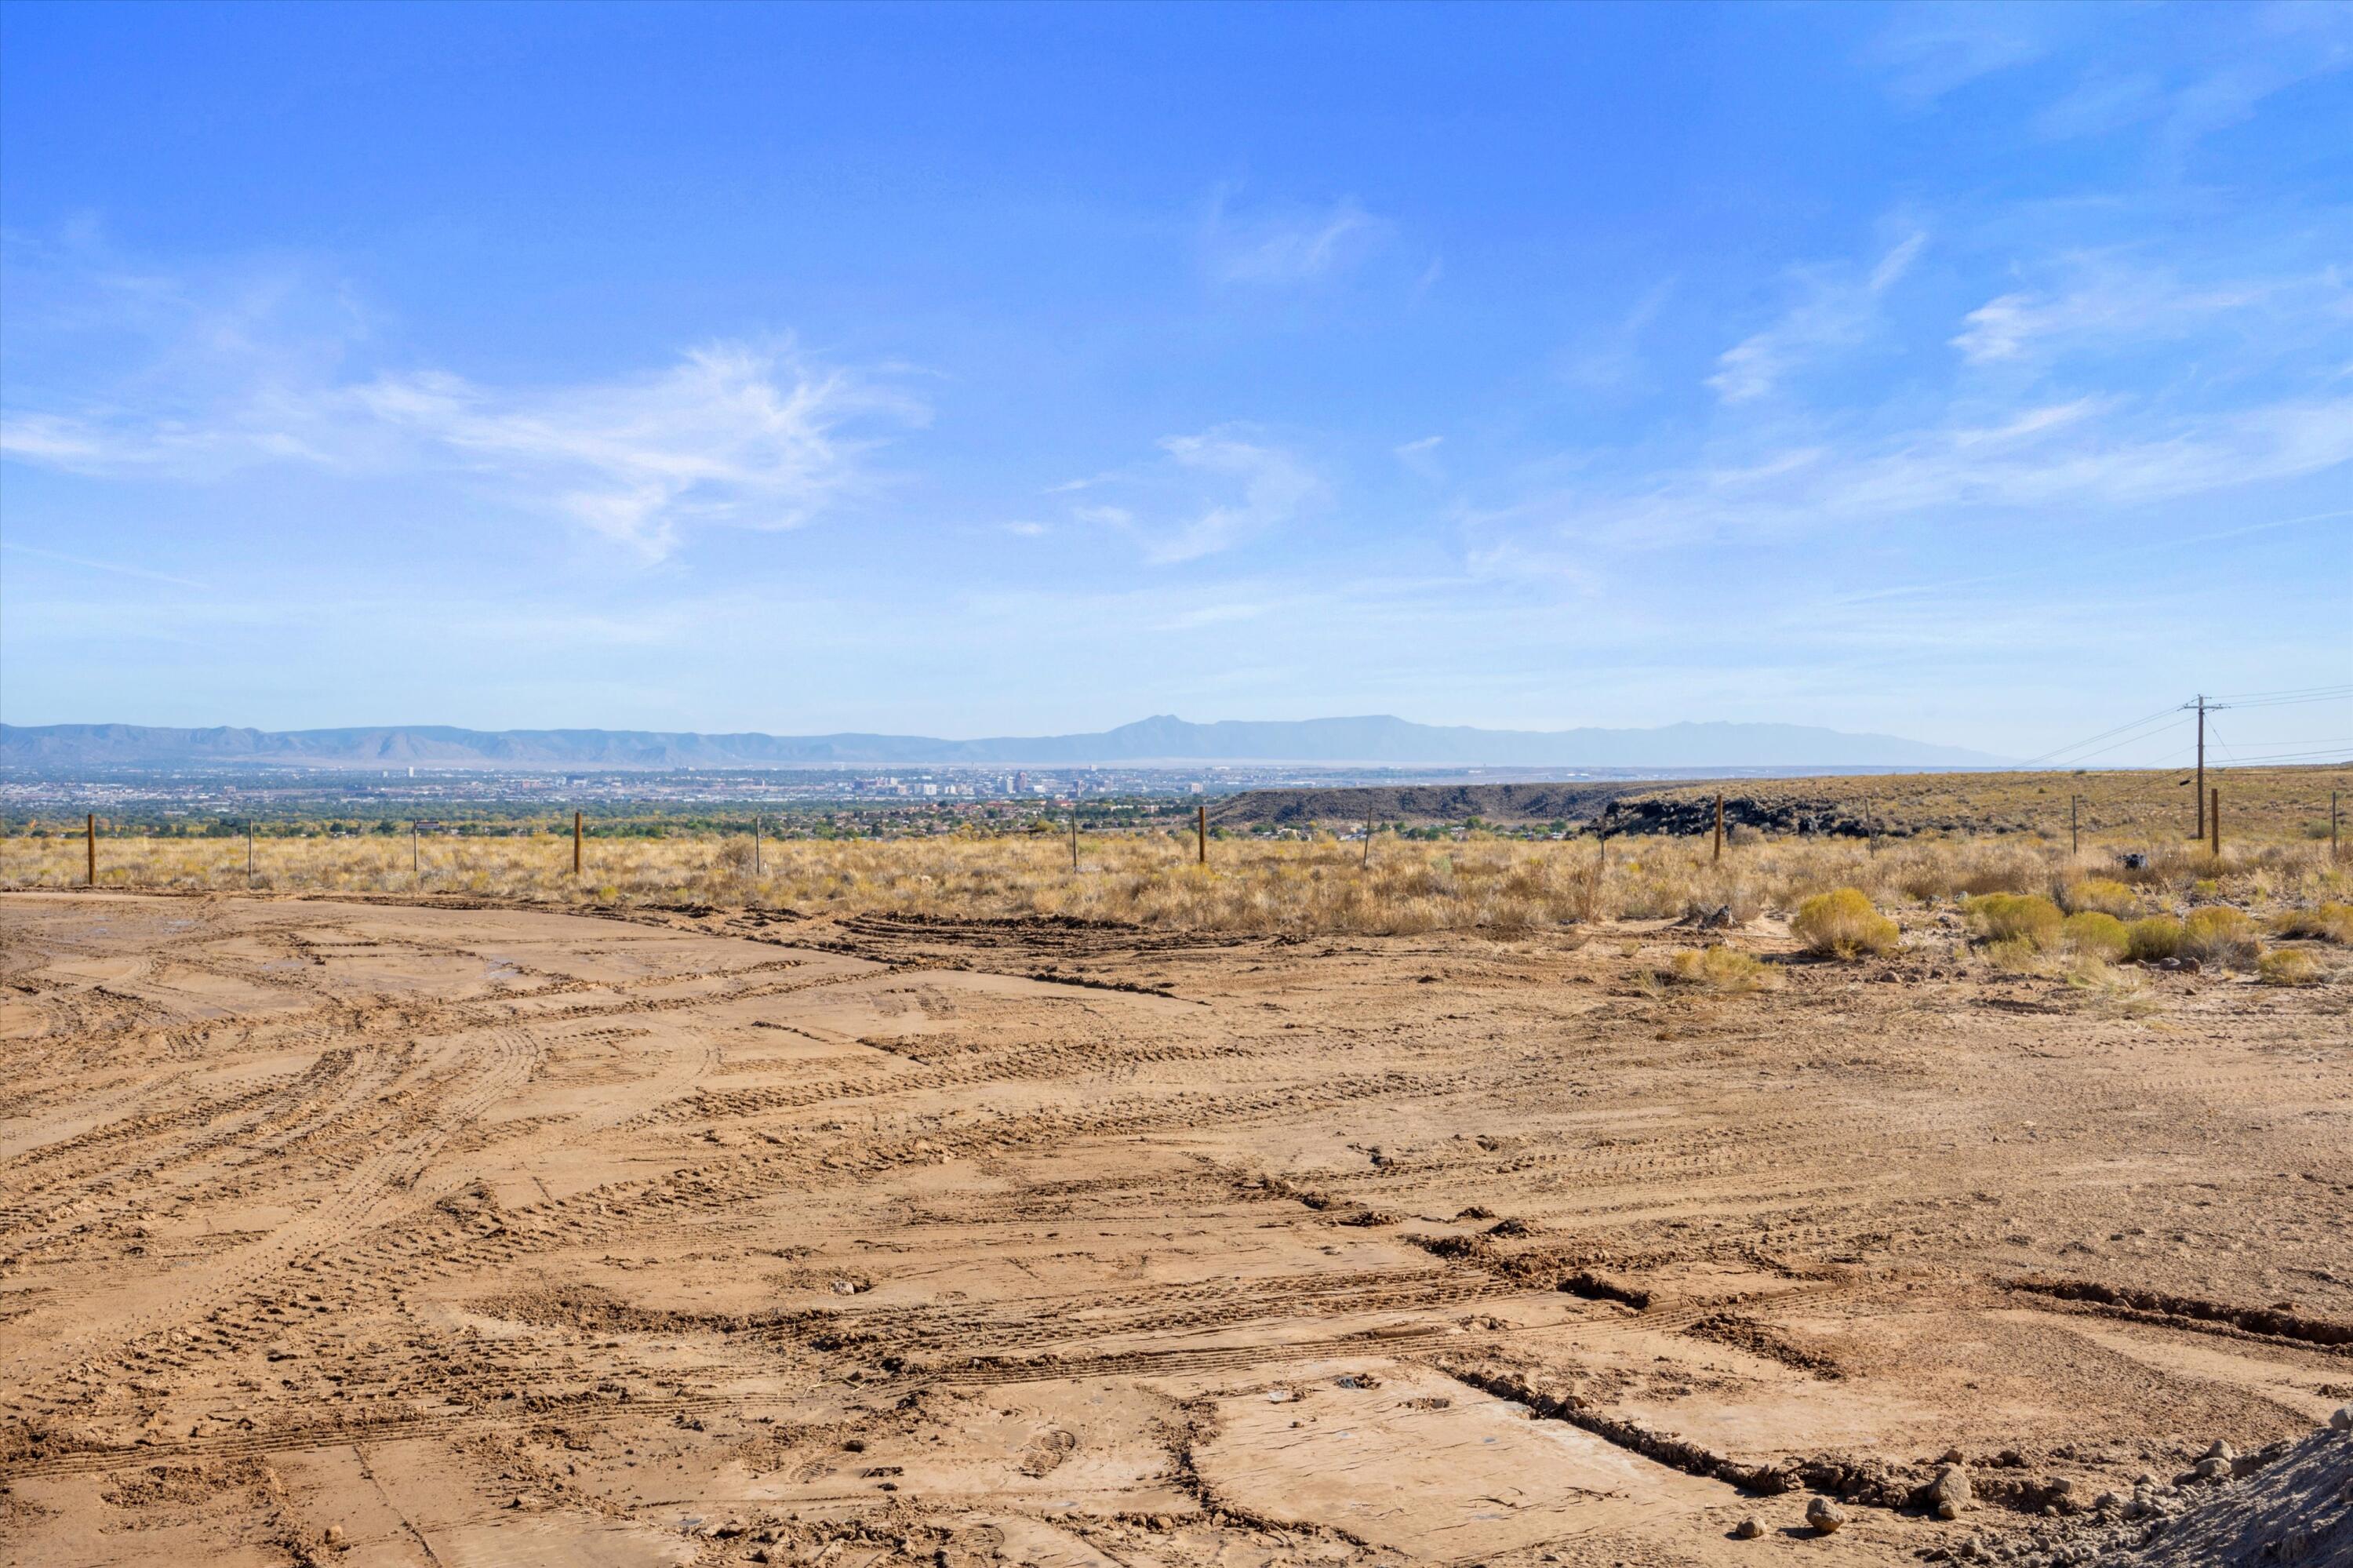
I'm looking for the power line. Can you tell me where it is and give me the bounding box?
[2054,718,2196,768]
[2018,706,2187,768]
[2214,691,2353,711]
[2206,682,2353,703]
[2023,686,2348,774]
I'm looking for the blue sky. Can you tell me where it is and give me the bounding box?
[2,2,2348,763]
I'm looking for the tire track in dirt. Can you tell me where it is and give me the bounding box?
[10,1023,547,1391]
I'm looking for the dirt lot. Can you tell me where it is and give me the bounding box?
[2,892,2348,1566]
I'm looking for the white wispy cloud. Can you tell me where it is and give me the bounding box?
[1864,8,2047,105]
[1707,232,1925,404]
[1949,257,2342,366]
[349,344,920,558]
[1482,391,2353,552]
[1200,191,1388,285]
[1061,427,1325,563]
[1394,435,1445,480]
[1149,430,1324,562]
[0,249,922,560]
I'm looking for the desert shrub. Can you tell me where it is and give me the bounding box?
[2063,878,2139,919]
[2181,907,2260,968]
[2060,911,2129,963]
[1666,945,1775,992]
[1791,888,1899,958]
[1985,937,2042,973]
[2125,916,2184,961]
[2269,902,2353,944]
[2257,949,2322,986]
[1968,893,2064,949]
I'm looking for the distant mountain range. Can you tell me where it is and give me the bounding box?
[0,717,2004,769]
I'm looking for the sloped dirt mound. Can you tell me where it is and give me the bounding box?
[2085,1420,2351,1566]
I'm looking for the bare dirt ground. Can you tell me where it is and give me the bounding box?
[2,891,2348,1567]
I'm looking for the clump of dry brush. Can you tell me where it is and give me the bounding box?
[4,828,2346,948]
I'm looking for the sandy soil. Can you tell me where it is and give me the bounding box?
[2,892,2348,1567]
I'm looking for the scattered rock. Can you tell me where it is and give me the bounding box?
[1805,1497,1846,1534]
[1733,1516,1763,1539]
[2332,1406,2351,1432]
[1929,1463,1973,1518]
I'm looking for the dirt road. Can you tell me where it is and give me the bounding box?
[2,893,2346,1566]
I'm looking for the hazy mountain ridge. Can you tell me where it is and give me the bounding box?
[0,717,2002,769]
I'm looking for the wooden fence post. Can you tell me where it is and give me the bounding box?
[573,810,584,876]
[246,821,255,886]
[1070,804,1079,872]
[754,814,762,876]
[1197,803,1206,867]
[87,813,96,887]
[1712,792,1724,864]
[2209,788,2220,857]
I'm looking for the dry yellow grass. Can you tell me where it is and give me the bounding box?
[2,828,2344,937]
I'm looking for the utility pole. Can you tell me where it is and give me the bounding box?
[754,814,762,876]
[2188,694,2209,839]
[2177,693,2238,839]
[1197,803,1206,867]
[86,813,96,887]
[573,810,584,876]
[246,820,255,886]
[1712,792,1725,864]
[1069,802,1079,872]
[411,820,419,879]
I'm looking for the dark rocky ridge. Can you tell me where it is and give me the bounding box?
[1209,781,1904,838]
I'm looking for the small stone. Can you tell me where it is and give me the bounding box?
[323,1525,347,1549]
[2203,1439,2235,1461]
[2193,1457,2228,1479]
[1733,1517,1763,1540]
[1805,1497,1846,1534]
[2331,1406,2351,1431]
[1940,1446,1966,1464]
[1930,1464,1973,1515]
